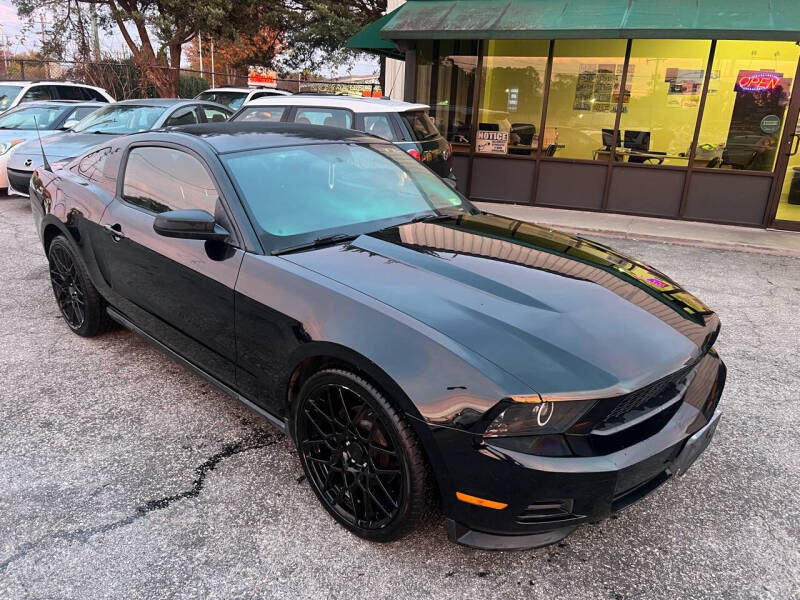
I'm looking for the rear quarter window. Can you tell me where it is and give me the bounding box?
[401,110,440,141]
[362,114,398,141]
[234,106,286,122]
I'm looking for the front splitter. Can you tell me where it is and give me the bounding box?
[446,519,577,551]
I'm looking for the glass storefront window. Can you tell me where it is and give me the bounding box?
[417,40,478,148]
[618,40,711,167]
[543,39,628,161]
[697,40,800,172]
[477,40,549,156]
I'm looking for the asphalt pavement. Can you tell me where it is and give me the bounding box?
[1,195,798,599]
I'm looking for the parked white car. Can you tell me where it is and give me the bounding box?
[230,95,455,180]
[0,81,114,113]
[194,86,292,110]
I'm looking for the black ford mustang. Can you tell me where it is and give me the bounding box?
[30,123,725,550]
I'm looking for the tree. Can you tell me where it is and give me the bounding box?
[12,0,282,97]
[184,27,284,86]
[279,0,387,86]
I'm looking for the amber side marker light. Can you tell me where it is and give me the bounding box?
[456,492,508,510]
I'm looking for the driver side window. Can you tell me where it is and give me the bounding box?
[122,147,218,215]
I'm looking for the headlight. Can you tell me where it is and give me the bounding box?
[484,396,596,437]
[0,139,24,155]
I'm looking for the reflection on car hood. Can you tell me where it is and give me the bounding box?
[7,132,113,167]
[0,130,49,146]
[284,213,720,396]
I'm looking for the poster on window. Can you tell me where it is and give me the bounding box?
[476,130,509,154]
[573,63,631,112]
[665,68,705,94]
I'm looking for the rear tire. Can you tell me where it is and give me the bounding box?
[292,368,432,542]
[48,235,111,337]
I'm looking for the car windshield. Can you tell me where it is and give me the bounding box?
[195,91,248,110]
[223,142,469,250]
[0,105,64,129]
[0,85,22,111]
[72,105,166,134]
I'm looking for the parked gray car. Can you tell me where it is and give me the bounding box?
[0,100,104,189]
[7,98,232,196]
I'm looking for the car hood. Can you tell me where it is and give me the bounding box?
[0,130,46,145]
[283,213,720,396]
[8,132,113,167]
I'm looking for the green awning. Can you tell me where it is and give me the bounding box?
[347,8,405,59]
[378,0,800,41]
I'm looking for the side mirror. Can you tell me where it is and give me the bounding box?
[443,177,458,190]
[153,209,229,242]
[61,119,80,130]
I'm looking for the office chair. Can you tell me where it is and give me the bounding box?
[511,123,536,145]
[628,151,666,165]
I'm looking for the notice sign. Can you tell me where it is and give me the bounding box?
[476,130,509,154]
[248,65,277,88]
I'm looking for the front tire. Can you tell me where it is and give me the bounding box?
[48,235,111,337]
[292,369,432,542]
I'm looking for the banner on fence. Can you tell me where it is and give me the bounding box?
[248,66,277,88]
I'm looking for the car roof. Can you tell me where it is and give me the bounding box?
[3,100,105,109]
[246,95,429,113]
[202,87,291,94]
[113,98,222,108]
[0,80,103,88]
[165,122,386,154]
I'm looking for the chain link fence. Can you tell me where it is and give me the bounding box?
[0,58,382,100]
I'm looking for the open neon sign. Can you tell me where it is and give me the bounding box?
[737,71,783,92]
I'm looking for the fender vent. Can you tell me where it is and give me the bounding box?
[516,499,575,524]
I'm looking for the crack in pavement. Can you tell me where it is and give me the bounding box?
[0,430,284,572]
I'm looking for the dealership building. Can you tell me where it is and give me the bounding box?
[349,0,800,230]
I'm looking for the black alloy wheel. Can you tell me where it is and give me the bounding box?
[293,369,432,542]
[48,235,111,337]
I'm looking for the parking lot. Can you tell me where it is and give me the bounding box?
[1,193,798,599]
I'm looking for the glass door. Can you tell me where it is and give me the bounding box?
[769,55,800,228]
[773,122,800,225]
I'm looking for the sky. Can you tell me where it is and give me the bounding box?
[0,0,378,76]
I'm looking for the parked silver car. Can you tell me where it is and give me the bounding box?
[7,98,232,196]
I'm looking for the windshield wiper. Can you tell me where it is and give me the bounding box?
[409,213,445,223]
[272,233,358,255]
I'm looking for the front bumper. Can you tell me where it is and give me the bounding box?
[7,167,32,196]
[431,357,725,550]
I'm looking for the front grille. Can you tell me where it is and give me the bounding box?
[604,364,694,422]
[7,168,32,194]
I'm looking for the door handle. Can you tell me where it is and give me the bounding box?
[790,133,800,157]
[103,223,126,240]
